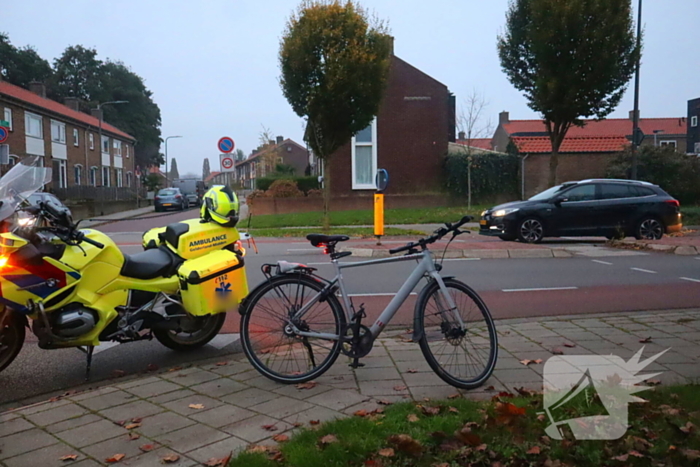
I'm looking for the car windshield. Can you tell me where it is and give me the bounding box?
[0,157,52,222]
[528,184,572,201]
[158,189,177,196]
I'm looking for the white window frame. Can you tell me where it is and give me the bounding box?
[25,112,43,138]
[8,155,17,167]
[73,128,79,147]
[126,171,133,187]
[90,166,98,187]
[74,164,83,185]
[3,108,12,131]
[50,120,66,144]
[116,168,123,188]
[89,133,94,150]
[101,136,110,154]
[113,139,122,157]
[351,118,378,190]
[125,144,130,158]
[660,140,677,148]
[692,116,698,128]
[102,166,111,187]
[54,159,67,188]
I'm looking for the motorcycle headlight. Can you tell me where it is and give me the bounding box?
[17,217,36,227]
[492,208,519,217]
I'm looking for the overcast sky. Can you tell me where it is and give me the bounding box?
[5,0,700,175]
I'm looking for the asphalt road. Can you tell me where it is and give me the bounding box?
[1,209,699,407]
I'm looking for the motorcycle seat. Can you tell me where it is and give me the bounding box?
[121,247,182,280]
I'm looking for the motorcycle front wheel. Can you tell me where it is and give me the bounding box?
[0,312,25,372]
[153,313,226,351]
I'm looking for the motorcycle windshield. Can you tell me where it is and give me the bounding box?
[0,156,52,223]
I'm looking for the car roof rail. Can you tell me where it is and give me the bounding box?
[577,178,654,186]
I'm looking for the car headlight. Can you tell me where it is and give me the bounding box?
[481,210,487,217]
[493,208,519,217]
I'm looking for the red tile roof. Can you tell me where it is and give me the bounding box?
[0,81,134,140]
[512,136,631,154]
[504,117,687,137]
[236,139,306,166]
[204,171,222,183]
[456,138,492,150]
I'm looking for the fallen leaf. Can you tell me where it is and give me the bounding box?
[448,393,460,399]
[388,434,423,456]
[406,369,418,374]
[680,422,696,434]
[377,400,392,406]
[188,404,205,410]
[124,423,141,430]
[514,387,536,397]
[59,454,79,462]
[520,359,536,366]
[421,406,440,416]
[393,385,407,391]
[247,445,269,454]
[272,434,289,442]
[262,424,278,431]
[432,464,449,467]
[659,404,680,416]
[319,434,338,445]
[309,420,320,425]
[612,454,628,462]
[296,381,317,390]
[563,343,576,348]
[146,364,159,372]
[167,366,183,372]
[373,408,384,414]
[494,402,526,425]
[111,369,126,378]
[476,443,488,451]
[629,450,645,458]
[354,410,368,417]
[105,454,125,463]
[448,407,459,413]
[407,414,420,422]
[204,452,234,467]
[131,418,142,423]
[292,422,303,428]
[537,414,546,422]
[455,426,482,446]
[551,348,564,355]
[378,448,395,458]
[161,454,180,464]
[646,379,662,386]
[682,449,700,460]
[485,385,495,391]
[439,439,463,451]
[139,444,155,452]
[527,446,541,455]
[540,435,551,445]
[639,336,653,343]
[215,361,228,366]
[128,432,140,440]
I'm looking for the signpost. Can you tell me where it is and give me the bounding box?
[218,137,235,154]
[374,169,389,244]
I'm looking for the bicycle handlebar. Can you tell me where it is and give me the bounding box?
[389,215,473,255]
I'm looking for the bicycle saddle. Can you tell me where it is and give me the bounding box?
[306,234,350,247]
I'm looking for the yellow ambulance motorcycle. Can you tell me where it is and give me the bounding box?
[0,157,248,376]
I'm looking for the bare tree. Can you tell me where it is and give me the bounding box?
[257,124,281,177]
[456,90,494,208]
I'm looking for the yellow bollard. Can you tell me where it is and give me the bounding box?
[374,192,384,244]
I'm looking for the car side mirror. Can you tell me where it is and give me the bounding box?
[553,198,567,206]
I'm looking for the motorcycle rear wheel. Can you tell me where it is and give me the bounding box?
[154,313,226,351]
[0,313,25,372]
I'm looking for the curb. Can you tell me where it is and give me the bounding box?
[616,240,699,256]
[343,247,574,259]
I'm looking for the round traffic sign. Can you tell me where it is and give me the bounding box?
[221,157,234,170]
[375,168,389,192]
[0,127,8,144]
[218,137,235,153]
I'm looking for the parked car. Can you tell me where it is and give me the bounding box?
[172,178,202,206]
[154,188,189,212]
[479,179,682,243]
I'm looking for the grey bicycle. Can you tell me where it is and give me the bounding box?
[240,216,498,389]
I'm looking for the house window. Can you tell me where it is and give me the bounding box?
[3,108,12,131]
[126,172,133,187]
[102,166,110,187]
[90,166,98,187]
[74,164,82,185]
[89,133,94,150]
[50,120,66,143]
[102,136,110,153]
[116,168,123,188]
[25,112,43,138]
[351,118,377,189]
[691,116,698,128]
[73,128,79,146]
[8,156,17,167]
[113,140,122,156]
[660,140,677,149]
[53,159,67,188]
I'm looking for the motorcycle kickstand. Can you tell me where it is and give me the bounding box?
[78,346,95,381]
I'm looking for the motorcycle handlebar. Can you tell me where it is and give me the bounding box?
[388,216,473,255]
[75,231,105,249]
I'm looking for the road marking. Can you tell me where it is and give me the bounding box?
[348,293,418,297]
[680,277,700,283]
[592,260,613,265]
[502,287,578,293]
[287,248,320,252]
[630,267,657,274]
[209,334,240,350]
[93,341,120,355]
[442,258,481,262]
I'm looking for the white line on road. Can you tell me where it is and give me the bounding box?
[93,341,120,355]
[630,267,657,274]
[502,287,578,293]
[287,248,320,252]
[592,260,613,265]
[348,293,417,297]
[442,258,481,262]
[680,277,700,283]
[209,334,240,350]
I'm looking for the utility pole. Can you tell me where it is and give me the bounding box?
[630,0,642,180]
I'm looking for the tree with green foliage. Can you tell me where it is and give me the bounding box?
[143,173,162,192]
[279,0,392,229]
[0,33,53,87]
[498,0,640,186]
[50,45,103,101]
[234,149,246,162]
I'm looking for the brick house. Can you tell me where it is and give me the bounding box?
[234,137,308,190]
[0,80,136,190]
[325,52,455,196]
[688,97,700,154]
[491,111,689,197]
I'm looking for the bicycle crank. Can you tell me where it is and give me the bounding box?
[340,324,374,359]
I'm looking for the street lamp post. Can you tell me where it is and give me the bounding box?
[653,130,665,147]
[164,136,183,187]
[630,0,643,180]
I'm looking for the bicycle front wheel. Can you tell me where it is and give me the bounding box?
[416,279,498,389]
[241,274,346,384]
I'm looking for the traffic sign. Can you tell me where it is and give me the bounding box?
[0,120,9,128]
[220,154,235,172]
[218,137,235,153]
[0,127,8,144]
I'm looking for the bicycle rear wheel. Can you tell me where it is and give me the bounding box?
[241,274,346,384]
[416,278,498,389]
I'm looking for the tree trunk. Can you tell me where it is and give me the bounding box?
[467,156,472,209]
[548,144,559,187]
[322,160,331,232]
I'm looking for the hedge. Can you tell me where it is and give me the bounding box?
[444,152,520,202]
[256,176,320,193]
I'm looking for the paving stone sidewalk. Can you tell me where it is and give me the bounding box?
[2,309,699,467]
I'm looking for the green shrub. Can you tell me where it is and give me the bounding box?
[256,175,290,192]
[444,152,520,202]
[256,175,320,193]
[295,176,320,193]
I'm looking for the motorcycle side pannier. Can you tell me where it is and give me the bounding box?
[177,249,248,316]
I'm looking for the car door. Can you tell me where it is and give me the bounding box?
[594,184,639,235]
[550,183,599,236]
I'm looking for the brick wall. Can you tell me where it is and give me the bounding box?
[328,55,452,196]
[523,152,616,198]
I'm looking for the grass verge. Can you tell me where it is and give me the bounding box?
[231,385,700,467]
[248,227,425,238]
[245,206,490,229]
[682,206,700,225]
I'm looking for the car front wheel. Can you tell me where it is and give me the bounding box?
[635,218,664,240]
[518,218,544,244]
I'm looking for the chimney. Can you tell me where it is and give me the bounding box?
[388,35,395,56]
[458,131,466,140]
[629,110,640,121]
[29,81,47,98]
[276,135,284,145]
[499,111,510,125]
[64,97,80,112]
[90,108,103,120]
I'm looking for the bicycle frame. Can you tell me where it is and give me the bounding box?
[289,249,465,341]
